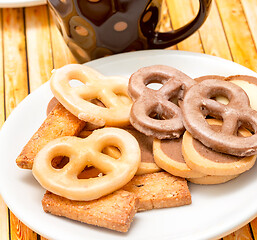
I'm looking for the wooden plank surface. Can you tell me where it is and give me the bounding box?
[223,225,253,240]
[166,0,203,52]
[3,8,28,117]
[0,196,9,240]
[241,0,257,57]
[191,0,232,60]
[216,0,257,71]
[2,8,36,240]
[250,217,257,239]
[10,212,37,240]
[159,0,177,50]
[0,8,8,240]
[0,9,4,127]
[1,0,257,239]
[25,6,53,92]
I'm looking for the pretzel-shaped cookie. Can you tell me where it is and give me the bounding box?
[50,64,132,127]
[128,65,196,139]
[32,128,140,201]
[79,127,161,175]
[182,79,257,156]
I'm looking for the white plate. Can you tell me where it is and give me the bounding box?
[1,50,257,240]
[0,0,46,8]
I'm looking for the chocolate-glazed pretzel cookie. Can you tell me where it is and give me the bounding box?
[128,65,196,139]
[182,79,257,156]
[195,75,225,83]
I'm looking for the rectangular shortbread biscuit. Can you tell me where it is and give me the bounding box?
[16,103,86,169]
[42,190,138,232]
[122,172,191,211]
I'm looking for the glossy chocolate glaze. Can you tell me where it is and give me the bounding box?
[182,79,257,156]
[160,126,244,164]
[128,65,196,139]
[194,75,225,83]
[192,125,243,163]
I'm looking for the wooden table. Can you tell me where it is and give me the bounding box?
[0,0,257,239]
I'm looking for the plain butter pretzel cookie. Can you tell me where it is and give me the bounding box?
[182,119,256,176]
[32,128,140,201]
[79,126,161,175]
[182,79,257,156]
[50,64,132,127]
[128,65,196,139]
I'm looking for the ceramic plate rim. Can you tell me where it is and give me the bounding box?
[0,0,46,8]
[1,50,257,240]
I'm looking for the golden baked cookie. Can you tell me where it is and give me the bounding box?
[16,103,86,169]
[182,119,256,176]
[42,190,138,233]
[122,172,191,211]
[153,137,205,178]
[187,174,239,185]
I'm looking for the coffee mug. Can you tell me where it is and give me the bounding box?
[48,0,212,63]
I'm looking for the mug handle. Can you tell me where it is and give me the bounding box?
[148,0,212,48]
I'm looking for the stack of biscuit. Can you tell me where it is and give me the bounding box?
[16,64,192,233]
[151,74,257,185]
[16,64,257,232]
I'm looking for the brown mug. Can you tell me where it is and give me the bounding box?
[48,0,212,63]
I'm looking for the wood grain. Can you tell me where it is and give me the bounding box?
[0,196,9,240]
[2,8,36,240]
[3,8,28,118]
[159,0,177,50]
[10,212,37,240]
[25,6,53,92]
[241,0,257,53]
[0,9,5,127]
[216,0,257,71]
[159,0,172,33]
[166,0,203,52]
[223,224,253,240]
[191,0,232,60]
[0,9,8,240]
[250,217,257,239]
